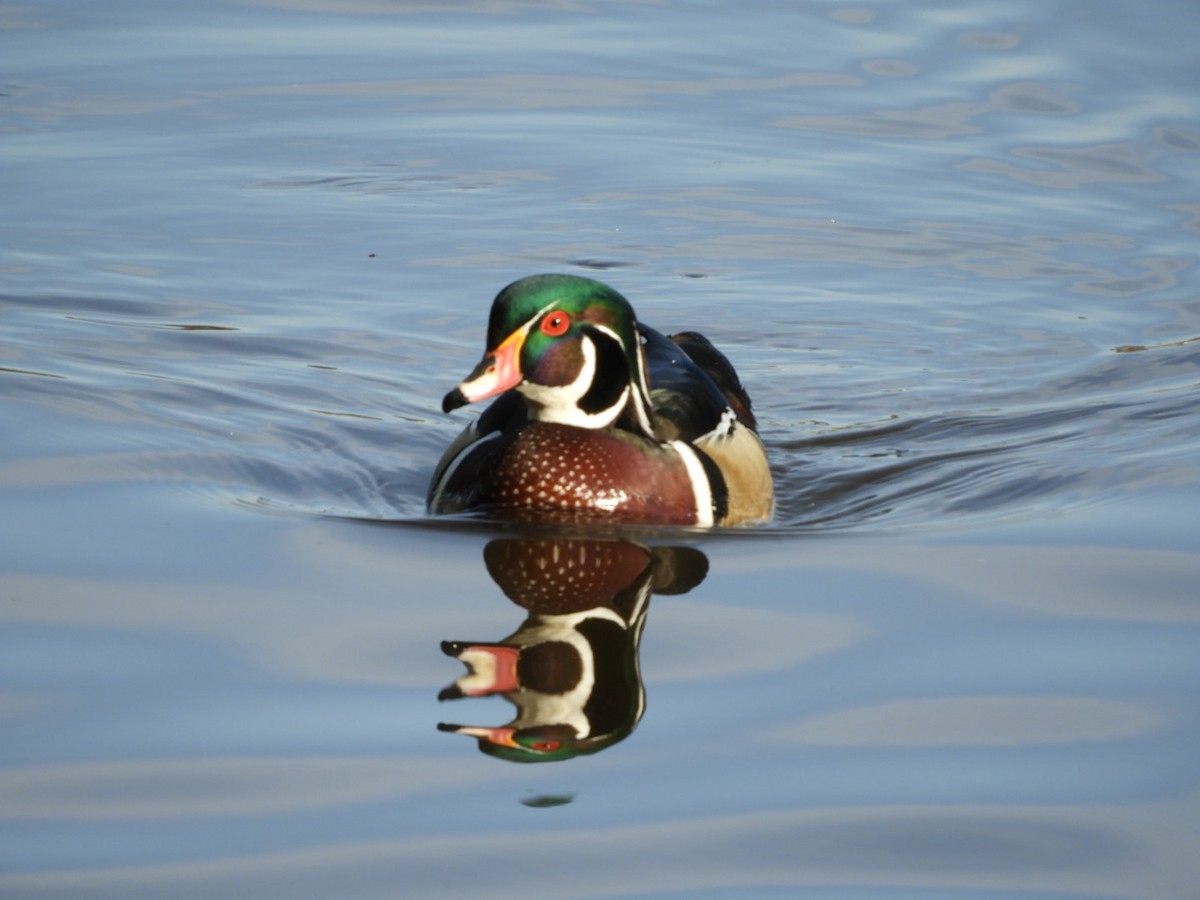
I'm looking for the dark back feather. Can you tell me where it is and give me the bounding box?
[637,324,740,442]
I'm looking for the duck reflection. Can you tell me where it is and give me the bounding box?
[438,537,708,763]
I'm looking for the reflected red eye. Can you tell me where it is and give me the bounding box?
[531,740,561,752]
[540,311,570,337]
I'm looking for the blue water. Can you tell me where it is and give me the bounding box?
[3,1,1199,897]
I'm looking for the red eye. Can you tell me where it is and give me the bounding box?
[540,311,570,337]
[531,740,561,752]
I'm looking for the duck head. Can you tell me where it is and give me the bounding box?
[443,274,655,434]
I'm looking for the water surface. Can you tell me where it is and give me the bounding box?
[2,1,1199,897]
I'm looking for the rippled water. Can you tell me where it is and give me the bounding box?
[3,1,1199,897]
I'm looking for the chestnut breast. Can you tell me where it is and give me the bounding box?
[488,423,703,525]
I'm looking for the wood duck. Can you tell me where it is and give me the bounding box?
[427,274,773,526]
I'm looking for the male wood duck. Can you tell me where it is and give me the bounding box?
[427,274,773,526]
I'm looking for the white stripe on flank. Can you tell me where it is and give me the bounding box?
[668,440,714,527]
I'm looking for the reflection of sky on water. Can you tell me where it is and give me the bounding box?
[4,796,1196,898]
[0,756,523,821]
[771,696,1165,747]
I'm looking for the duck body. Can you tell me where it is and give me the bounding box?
[427,275,773,526]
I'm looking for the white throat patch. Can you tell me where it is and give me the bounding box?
[519,332,629,429]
